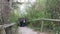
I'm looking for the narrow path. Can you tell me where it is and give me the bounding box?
[17,27,54,34]
[18,27,38,34]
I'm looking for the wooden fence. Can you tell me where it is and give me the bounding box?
[0,18,60,34]
[28,18,60,32]
[0,23,16,34]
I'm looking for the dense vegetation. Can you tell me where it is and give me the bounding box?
[9,0,60,33]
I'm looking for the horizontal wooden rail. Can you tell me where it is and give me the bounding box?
[0,23,16,29]
[0,25,3,29]
[28,18,60,22]
[4,23,16,28]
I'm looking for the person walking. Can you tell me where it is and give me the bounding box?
[20,18,26,27]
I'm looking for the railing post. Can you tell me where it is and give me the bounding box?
[5,26,12,34]
[5,26,15,34]
[41,20,44,32]
[5,23,16,34]
[0,26,6,34]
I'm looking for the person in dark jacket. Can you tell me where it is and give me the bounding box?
[20,18,26,27]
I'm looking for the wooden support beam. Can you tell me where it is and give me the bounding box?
[0,25,6,34]
[41,21,44,32]
[0,28,6,34]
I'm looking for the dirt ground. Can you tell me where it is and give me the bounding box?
[17,27,55,34]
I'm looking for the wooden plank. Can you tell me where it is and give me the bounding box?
[3,23,16,28]
[28,18,60,22]
[0,23,16,29]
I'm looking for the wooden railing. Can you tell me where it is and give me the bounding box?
[28,18,60,22]
[28,18,60,32]
[0,23,16,34]
[0,18,60,34]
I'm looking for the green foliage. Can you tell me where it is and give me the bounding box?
[9,0,60,32]
[25,0,60,32]
[9,11,18,22]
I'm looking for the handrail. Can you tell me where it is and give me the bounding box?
[28,18,60,32]
[4,23,16,28]
[0,23,16,29]
[28,18,60,22]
